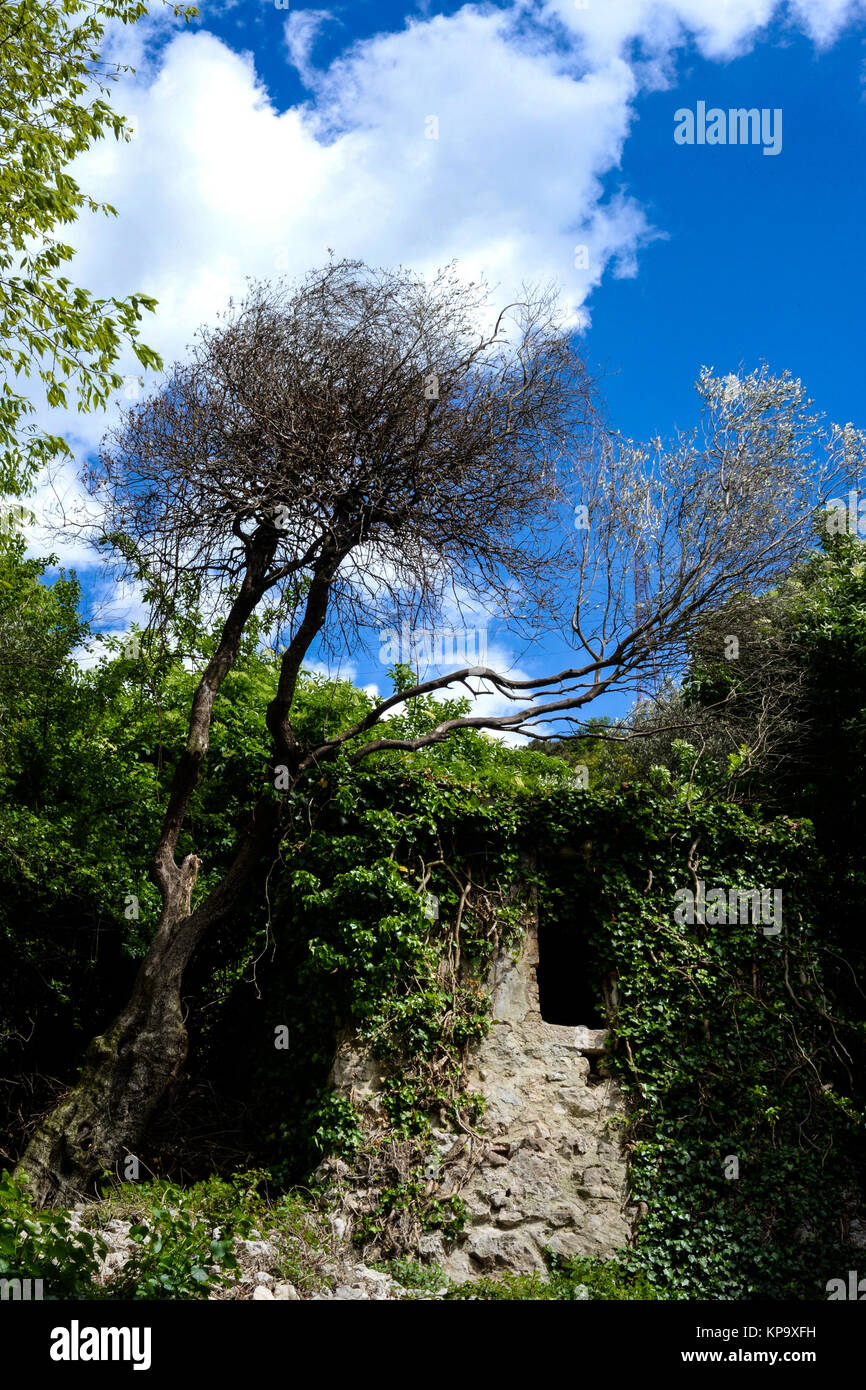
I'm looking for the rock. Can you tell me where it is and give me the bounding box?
[353,1268,392,1297]
[572,1283,590,1300]
[546,1228,607,1261]
[325,924,633,1285]
[465,1228,546,1274]
[560,1087,602,1116]
[495,1209,524,1229]
[273,1282,300,1300]
[465,1196,491,1220]
[235,1239,278,1265]
[251,1286,275,1301]
[417,1233,445,1260]
[573,1027,609,1054]
[330,1216,348,1243]
[254,1271,275,1286]
[596,1142,621,1162]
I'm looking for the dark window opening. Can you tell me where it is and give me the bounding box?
[536,919,601,1026]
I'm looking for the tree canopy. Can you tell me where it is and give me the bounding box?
[0,0,195,493]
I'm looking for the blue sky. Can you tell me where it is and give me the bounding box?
[26,0,866,727]
[595,29,866,442]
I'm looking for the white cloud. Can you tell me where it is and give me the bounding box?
[284,8,337,87]
[56,7,654,427]
[787,0,866,47]
[17,0,866,699]
[301,655,364,684]
[543,0,865,67]
[52,0,866,451]
[567,0,776,64]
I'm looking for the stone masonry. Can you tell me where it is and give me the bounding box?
[324,923,636,1280]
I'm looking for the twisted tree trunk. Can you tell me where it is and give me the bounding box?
[19,856,202,1206]
[17,533,285,1206]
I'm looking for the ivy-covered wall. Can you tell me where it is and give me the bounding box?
[536,779,863,1299]
[2,651,861,1299]
[203,744,863,1300]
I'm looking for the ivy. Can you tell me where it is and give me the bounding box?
[264,745,862,1297]
[533,785,862,1300]
[0,586,861,1298]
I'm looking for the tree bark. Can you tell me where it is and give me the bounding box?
[17,766,282,1206]
[18,854,204,1207]
[16,530,281,1206]
[15,529,326,1207]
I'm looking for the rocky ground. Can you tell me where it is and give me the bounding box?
[66,1205,446,1301]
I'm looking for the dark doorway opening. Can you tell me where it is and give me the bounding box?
[536,918,601,1026]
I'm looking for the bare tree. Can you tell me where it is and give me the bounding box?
[523,369,863,785]
[563,369,861,704]
[17,258,596,1202]
[17,266,863,1204]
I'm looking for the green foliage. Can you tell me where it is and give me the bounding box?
[354,1179,467,1248]
[534,783,862,1300]
[306,1093,362,1162]
[0,1169,106,1297]
[113,1204,238,1300]
[1,540,863,1300]
[527,716,636,790]
[446,1253,665,1300]
[0,582,286,1146]
[261,754,532,1176]
[92,1171,326,1299]
[373,1256,449,1292]
[785,536,866,842]
[553,1254,667,1300]
[0,0,200,488]
[447,1271,555,1300]
[680,531,866,829]
[0,1170,328,1301]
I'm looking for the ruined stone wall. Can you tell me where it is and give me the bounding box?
[324,922,637,1279]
